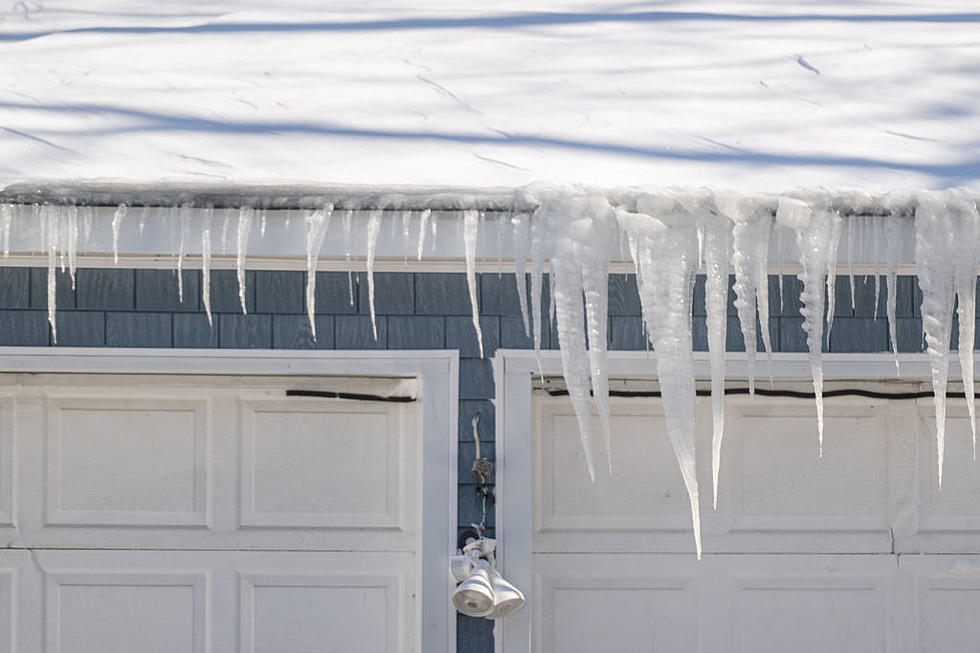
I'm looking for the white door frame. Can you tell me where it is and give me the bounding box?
[493,349,949,653]
[0,347,460,653]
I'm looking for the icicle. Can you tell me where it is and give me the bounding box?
[82,206,93,247]
[539,194,616,482]
[416,209,431,261]
[617,195,702,558]
[343,209,355,306]
[873,215,882,318]
[176,204,192,303]
[139,205,148,237]
[699,202,732,510]
[721,195,773,394]
[220,209,231,254]
[365,210,382,340]
[776,226,785,312]
[511,213,532,337]
[529,208,547,373]
[236,207,253,314]
[915,192,980,485]
[496,212,507,277]
[111,203,127,265]
[201,206,213,327]
[778,196,842,457]
[305,205,333,340]
[66,205,78,290]
[462,210,485,358]
[884,215,902,374]
[44,205,59,343]
[847,215,856,311]
[259,210,267,238]
[0,204,12,258]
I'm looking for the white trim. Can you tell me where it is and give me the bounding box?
[0,347,459,653]
[492,349,945,653]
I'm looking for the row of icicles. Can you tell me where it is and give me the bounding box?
[2,188,977,558]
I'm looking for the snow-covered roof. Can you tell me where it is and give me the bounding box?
[2,1,979,192]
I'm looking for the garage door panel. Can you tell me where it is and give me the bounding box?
[240,399,408,530]
[898,406,980,551]
[533,401,693,552]
[727,402,889,529]
[45,397,210,527]
[241,572,404,653]
[33,542,416,653]
[534,555,698,653]
[899,555,980,653]
[9,375,419,551]
[45,570,209,653]
[734,576,890,653]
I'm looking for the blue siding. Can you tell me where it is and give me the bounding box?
[0,267,938,652]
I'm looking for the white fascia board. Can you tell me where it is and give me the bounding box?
[0,204,919,273]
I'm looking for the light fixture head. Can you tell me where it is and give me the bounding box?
[485,565,526,619]
[452,559,495,617]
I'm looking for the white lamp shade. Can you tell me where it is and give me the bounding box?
[453,560,495,617]
[485,566,526,619]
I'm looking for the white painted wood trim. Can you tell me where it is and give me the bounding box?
[0,347,459,653]
[492,349,954,653]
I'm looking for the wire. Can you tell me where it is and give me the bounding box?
[545,387,964,400]
[286,389,415,403]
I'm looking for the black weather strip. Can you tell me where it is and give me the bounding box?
[545,387,963,400]
[286,389,416,403]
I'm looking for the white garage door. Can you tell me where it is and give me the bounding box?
[529,384,980,653]
[0,372,421,653]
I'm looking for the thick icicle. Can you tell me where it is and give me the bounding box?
[778,196,841,457]
[529,207,547,372]
[538,194,616,482]
[236,207,253,314]
[201,206,214,327]
[66,205,78,290]
[416,209,431,261]
[776,226,785,312]
[44,205,59,343]
[883,209,903,374]
[365,210,382,340]
[722,195,773,393]
[462,210,485,358]
[305,206,333,340]
[177,204,191,303]
[873,215,882,319]
[511,213,532,337]
[847,215,856,311]
[914,192,980,485]
[699,202,732,509]
[343,210,355,306]
[954,208,980,460]
[617,195,702,558]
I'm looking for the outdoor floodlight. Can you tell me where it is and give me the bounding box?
[453,558,495,617]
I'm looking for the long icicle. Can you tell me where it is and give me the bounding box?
[618,195,702,558]
[701,201,732,509]
[365,210,382,340]
[305,205,333,340]
[462,210,485,358]
[236,207,253,314]
[914,192,974,487]
[512,213,532,337]
[45,205,59,343]
[177,203,191,303]
[953,200,980,460]
[884,213,903,374]
[778,196,841,457]
[201,205,214,326]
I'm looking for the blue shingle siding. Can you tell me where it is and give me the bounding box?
[0,268,940,652]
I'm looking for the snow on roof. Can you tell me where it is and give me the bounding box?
[1,1,979,192]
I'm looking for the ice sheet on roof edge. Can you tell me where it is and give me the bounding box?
[7,185,979,557]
